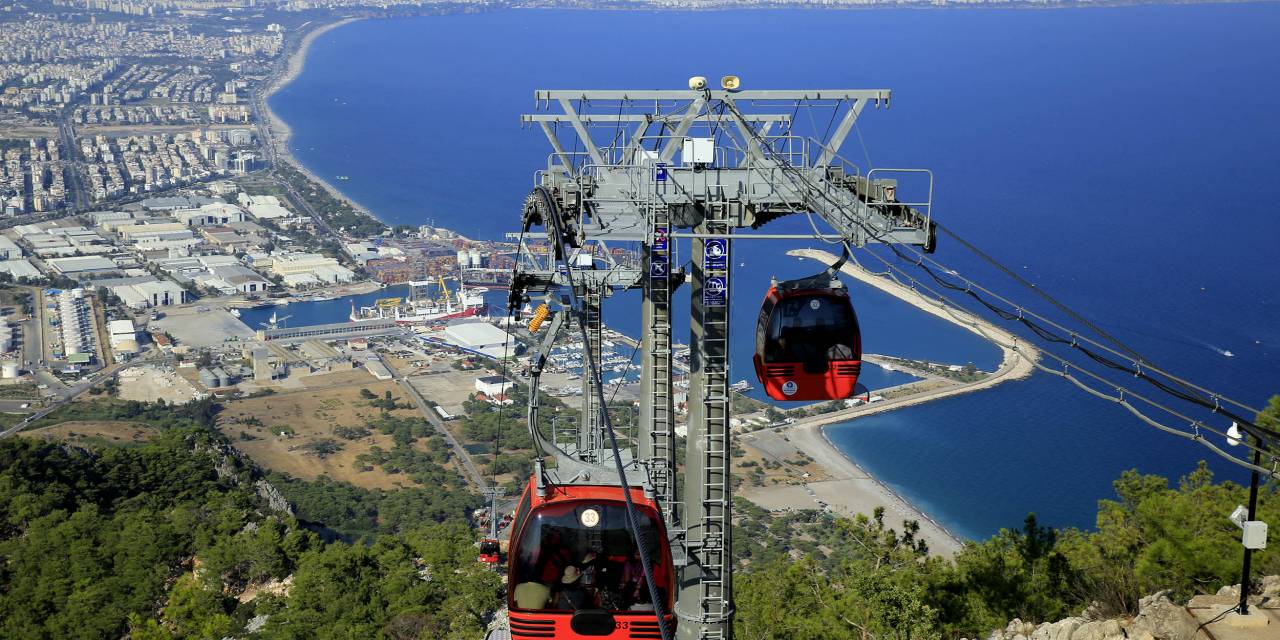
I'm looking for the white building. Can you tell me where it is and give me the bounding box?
[0,235,20,260]
[107,319,138,359]
[475,374,513,397]
[0,259,40,280]
[172,202,247,227]
[238,193,290,220]
[116,222,188,241]
[111,280,187,309]
[269,252,355,285]
[442,322,514,360]
[46,255,119,277]
[195,264,270,294]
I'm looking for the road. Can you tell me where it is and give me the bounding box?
[0,356,163,440]
[385,352,489,492]
[57,119,89,212]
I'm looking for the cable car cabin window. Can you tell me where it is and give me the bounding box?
[510,501,671,614]
[512,488,532,537]
[764,294,858,371]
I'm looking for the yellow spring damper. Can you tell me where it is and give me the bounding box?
[528,303,550,332]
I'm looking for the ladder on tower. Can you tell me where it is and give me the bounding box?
[581,284,604,464]
[697,201,732,632]
[646,167,677,527]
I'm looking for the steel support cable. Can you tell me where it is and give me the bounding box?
[924,224,1259,441]
[1027,352,1280,481]
[866,240,1280,445]
[533,187,672,640]
[840,250,1280,472]
[489,226,528,493]
[934,224,1148,363]
[873,258,1280,474]
[878,241,1265,424]
[719,99,1273,441]
[901,256,1280,444]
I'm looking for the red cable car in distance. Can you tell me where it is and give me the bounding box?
[479,538,501,564]
[753,259,863,401]
[506,473,675,639]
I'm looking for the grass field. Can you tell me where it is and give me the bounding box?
[20,421,159,447]
[219,371,457,490]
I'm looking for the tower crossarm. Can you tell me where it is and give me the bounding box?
[521,87,935,251]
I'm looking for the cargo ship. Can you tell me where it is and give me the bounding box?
[350,276,487,326]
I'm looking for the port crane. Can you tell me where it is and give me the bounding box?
[493,79,935,640]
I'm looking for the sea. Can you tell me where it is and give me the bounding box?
[268,5,1280,540]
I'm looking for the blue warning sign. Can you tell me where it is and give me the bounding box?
[650,254,668,279]
[704,238,728,270]
[703,276,727,306]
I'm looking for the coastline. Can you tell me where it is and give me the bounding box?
[259,18,386,224]
[740,249,1041,555]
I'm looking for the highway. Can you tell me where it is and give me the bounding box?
[57,119,89,213]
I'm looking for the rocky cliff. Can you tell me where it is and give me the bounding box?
[982,576,1278,640]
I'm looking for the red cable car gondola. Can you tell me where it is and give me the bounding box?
[506,474,675,639]
[753,261,862,401]
[479,538,501,564]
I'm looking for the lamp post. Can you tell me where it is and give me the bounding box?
[1227,422,1265,616]
[1238,444,1262,615]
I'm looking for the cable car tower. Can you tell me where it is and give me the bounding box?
[500,78,936,640]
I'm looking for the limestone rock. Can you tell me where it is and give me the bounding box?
[1260,574,1279,597]
[1030,622,1052,640]
[1127,590,1196,640]
[1044,617,1082,640]
[245,614,269,633]
[1215,575,1280,600]
[1071,619,1122,640]
[255,479,294,516]
[997,618,1035,640]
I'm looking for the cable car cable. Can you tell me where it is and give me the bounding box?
[491,227,525,488]
[533,187,672,640]
[934,224,1146,364]
[900,254,1280,444]
[825,243,1279,475]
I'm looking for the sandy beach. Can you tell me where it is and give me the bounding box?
[739,248,1042,556]
[259,18,385,223]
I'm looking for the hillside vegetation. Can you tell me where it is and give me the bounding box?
[0,398,1275,639]
[733,396,1280,639]
[0,430,495,640]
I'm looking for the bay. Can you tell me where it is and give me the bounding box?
[271,5,1280,537]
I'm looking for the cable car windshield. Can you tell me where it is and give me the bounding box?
[510,501,670,613]
[764,293,857,365]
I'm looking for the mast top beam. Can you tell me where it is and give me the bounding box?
[534,89,891,103]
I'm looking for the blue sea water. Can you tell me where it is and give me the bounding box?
[270,6,1280,539]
